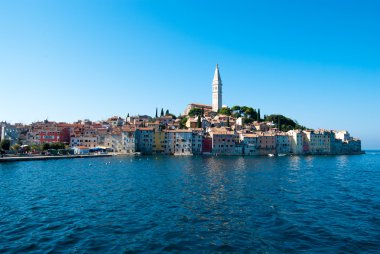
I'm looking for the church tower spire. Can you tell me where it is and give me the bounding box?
[212,64,222,112]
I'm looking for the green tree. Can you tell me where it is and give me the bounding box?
[50,142,65,150]
[201,107,205,117]
[155,108,158,118]
[180,117,188,129]
[160,108,164,117]
[165,109,169,115]
[242,106,257,120]
[0,139,11,151]
[226,117,230,127]
[127,113,129,117]
[231,105,241,118]
[218,107,231,116]
[264,114,306,131]
[257,108,261,122]
[166,113,177,119]
[197,116,201,128]
[188,108,202,117]
[30,144,41,152]
[240,106,249,116]
[42,143,50,151]
[231,105,241,111]
[11,144,20,153]
[243,117,254,124]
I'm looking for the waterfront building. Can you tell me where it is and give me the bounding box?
[70,135,98,148]
[153,130,165,154]
[202,136,212,154]
[103,133,124,153]
[210,128,238,155]
[212,64,223,112]
[135,127,154,154]
[342,139,362,154]
[240,133,259,155]
[122,127,136,154]
[174,130,193,155]
[163,130,193,155]
[331,130,362,154]
[276,133,291,154]
[287,130,304,154]
[303,130,332,154]
[191,129,204,155]
[163,130,175,154]
[257,133,276,155]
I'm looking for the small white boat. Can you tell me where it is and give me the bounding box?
[278,154,287,157]
[268,154,275,157]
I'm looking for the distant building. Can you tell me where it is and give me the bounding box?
[183,103,212,116]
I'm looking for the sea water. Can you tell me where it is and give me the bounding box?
[1,153,380,253]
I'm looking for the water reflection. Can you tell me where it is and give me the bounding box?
[289,156,301,171]
[336,155,349,169]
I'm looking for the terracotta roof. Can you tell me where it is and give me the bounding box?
[137,127,154,131]
[164,129,193,133]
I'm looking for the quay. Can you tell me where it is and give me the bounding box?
[0,154,112,163]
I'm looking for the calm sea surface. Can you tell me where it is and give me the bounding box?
[1,152,380,253]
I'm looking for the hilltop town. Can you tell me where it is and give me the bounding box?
[0,65,362,156]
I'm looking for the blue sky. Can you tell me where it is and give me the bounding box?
[0,0,379,148]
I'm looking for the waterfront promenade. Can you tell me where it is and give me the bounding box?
[0,154,112,163]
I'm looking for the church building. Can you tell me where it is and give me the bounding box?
[184,64,223,115]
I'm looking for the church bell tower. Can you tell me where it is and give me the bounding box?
[212,64,222,112]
